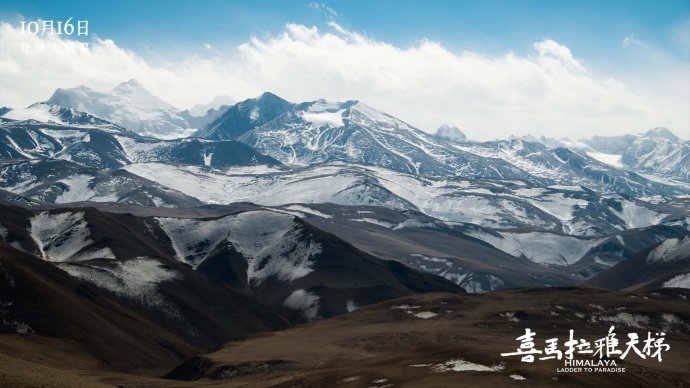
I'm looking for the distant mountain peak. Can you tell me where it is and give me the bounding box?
[247,92,293,114]
[257,91,284,101]
[69,85,91,92]
[121,78,143,87]
[435,125,466,141]
[192,92,295,140]
[113,79,151,94]
[248,92,293,109]
[43,80,194,138]
[47,87,80,106]
[187,95,236,116]
[643,127,679,142]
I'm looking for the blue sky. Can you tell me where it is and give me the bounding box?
[1,1,688,139]
[3,0,688,62]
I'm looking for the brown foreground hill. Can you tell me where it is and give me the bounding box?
[1,287,689,387]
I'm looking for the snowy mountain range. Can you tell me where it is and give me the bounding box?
[2,81,686,184]
[192,93,689,198]
[194,95,498,177]
[0,80,689,297]
[0,119,277,168]
[520,127,690,182]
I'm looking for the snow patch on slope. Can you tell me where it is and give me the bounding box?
[1,319,33,334]
[410,253,453,267]
[586,152,623,168]
[547,185,584,192]
[283,289,321,321]
[0,222,22,251]
[156,211,321,284]
[40,128,89,142]
[411,359,504,372]
[114,135,171,162]
[351,218,396,228]
[609,198,665,229]
[467,229,600,266]
[596,313,649,329]
[2,104,65,124]
[29,212,115,262]
[0,223,8,242]
[346,299,359,312]
[300,100,346,129]
[647,237,690,264]
[393,219,438,230]
[412,311,439,319]
[58,257,182,316]
[284,205,332,218]
[663,273,690,289]
[54,174,95,203]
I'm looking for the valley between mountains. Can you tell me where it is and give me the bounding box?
[0,80,688,386]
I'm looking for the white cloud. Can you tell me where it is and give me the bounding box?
[0,21,687,140]
[533,39,586,71]
[203,43,212,50]
[623,35,642,47]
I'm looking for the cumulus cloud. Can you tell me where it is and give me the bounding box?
[0,21,687,140]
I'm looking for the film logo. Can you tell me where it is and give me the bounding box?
[501,325,670,373]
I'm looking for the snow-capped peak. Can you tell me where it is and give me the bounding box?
[256,91,282,101]
[435,125,467,141]
[243,92,294,122]
[44,80,194,139]
[191,92,294,140]
[115,78,144,88]
[642,127,679,142]
[112,79,153,95]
